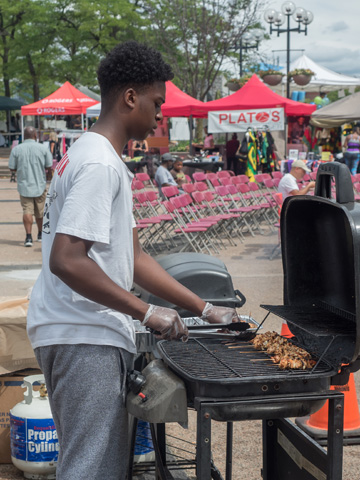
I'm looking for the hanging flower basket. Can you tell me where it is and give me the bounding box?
[258,70,284,86]
[288,69,314,86]
[226,75,252,92]
[262,74,283,86]
[226,81,241,92]
[292,74,312,86]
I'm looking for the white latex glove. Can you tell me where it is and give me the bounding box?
[142,304,188,342]
[201,302,239,324]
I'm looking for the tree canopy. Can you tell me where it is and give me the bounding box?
[0,0,264,102]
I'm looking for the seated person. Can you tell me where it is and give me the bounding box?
[278,160,315,200]
[170,159,186,187]
[155,153,179,198]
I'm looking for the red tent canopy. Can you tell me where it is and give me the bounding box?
[21,81,99,116]
[161,81,207,118]
[204,74,316,116]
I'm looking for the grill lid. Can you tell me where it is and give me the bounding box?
[279,162,360,369]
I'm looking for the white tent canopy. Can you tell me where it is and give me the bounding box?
[276,54,360,93]
[86,102,101,117]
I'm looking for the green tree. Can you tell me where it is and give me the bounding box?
[1,0,145,101]
[141,0,265,100]
[0,0,29,97]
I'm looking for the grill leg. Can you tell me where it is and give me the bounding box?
[127,416,138,479]
[226,422,233,480]
[196,405,212,479]
[327,393,344,480]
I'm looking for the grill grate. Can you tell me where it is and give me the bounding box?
[158,338,333,382]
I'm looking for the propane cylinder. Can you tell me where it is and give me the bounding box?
[10,375,58,479]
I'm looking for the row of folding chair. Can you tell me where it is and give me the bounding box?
[131,171,282,254]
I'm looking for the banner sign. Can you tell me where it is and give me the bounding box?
[208,107,284,133]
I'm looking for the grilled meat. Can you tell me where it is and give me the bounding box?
[250,332,315,369]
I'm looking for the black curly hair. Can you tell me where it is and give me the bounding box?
[97,41,174,101]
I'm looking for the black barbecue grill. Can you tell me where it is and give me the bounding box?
[157,337,336,403]
[153,163,360,480]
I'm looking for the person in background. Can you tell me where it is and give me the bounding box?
[8,126,52,246]
[26,41,240,480]
[155,152,179,198]
[47,131,61,181]
[203,125,215,153]
[133,138,149,157]
[290,116,306,144]
[49,131,60,161]
[70,115,82,129]
[278,159,315,201]
[226,133,240,175]
[343,126,360,175]
[170,158,186,187]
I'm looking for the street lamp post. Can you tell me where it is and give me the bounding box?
[264,2,314,98]
[238,29,264,77]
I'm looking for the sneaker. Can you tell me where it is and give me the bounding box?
[24,236,33,247]
[37,232,42,242]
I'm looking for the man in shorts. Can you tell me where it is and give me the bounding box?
[9,126,52,246]
[27,41,240,479]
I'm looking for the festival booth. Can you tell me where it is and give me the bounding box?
[310,92,360,128]
[21,81,98,146]
[86,81,206,149]
[203,74,316,178]
[277,54,360,94]
[0,96,26,147]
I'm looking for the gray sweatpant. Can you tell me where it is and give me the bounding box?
[35,344,134,480]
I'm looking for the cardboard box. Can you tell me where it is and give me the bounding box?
[0,368,41,464]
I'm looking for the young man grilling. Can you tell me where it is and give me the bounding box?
[27,41,240,479]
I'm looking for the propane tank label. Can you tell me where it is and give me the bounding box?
[10,414,59,462]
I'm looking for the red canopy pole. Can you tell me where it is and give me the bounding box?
[189,115,194,156]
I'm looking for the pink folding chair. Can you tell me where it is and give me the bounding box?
[254,174,264,184]
[192,172,207,182]
[161,185,180,198]
[205,173,220,189]
[215,185,257,238]
[217,170,231,179]
[247,183,276,230]
[218,176,232,186]
[236,174,250,184]
[185,174,192,183]
[162,200,213,254]
[182,183,196,194]
[135,172,156,189]
[273,178,281,187]
[271,171,283,180]
[193,181,208,192]
[353,182,360,201]
[132,179,145,191]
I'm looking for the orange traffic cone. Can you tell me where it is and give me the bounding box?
[280,320,294,338]
[296,373,360,445]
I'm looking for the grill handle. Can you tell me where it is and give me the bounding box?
[234,289,246,307]
[315,161,354,204]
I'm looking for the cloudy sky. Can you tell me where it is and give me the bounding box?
[260,0,360,77]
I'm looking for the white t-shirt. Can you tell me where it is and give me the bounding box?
[27,132,137,354]
[278,173,299,200]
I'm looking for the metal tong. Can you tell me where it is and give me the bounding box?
[147,321,254,339]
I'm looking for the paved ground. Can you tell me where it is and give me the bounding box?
[0,177,359,479]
